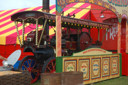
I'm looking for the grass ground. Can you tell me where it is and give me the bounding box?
[32,76,128,85]
[93,76,128,85]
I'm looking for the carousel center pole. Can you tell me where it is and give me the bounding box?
[56,0,62,57]
[56,13,62,57]
[117,21,121,53]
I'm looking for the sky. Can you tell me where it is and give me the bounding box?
[0,0,55,10]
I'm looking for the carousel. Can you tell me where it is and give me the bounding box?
[0,0,128,84]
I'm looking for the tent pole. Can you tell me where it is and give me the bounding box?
[14,21,22,46]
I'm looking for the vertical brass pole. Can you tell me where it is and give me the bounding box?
[22,20,25,45]
[38,19,47,47]
[118,22,121,53]
[98,28,100,41]
[77,28,80,50]
[36,19,38,46]
[14,21,22,46]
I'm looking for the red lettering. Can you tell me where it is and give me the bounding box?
[116,0,120,4]
[112,0,116,4]
[113,67,117,69]
[122,0,127,5]
[81,66,87,68]
[104,64,108,65]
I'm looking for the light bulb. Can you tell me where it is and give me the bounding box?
[3,61,8,67]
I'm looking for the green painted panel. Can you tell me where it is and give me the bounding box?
[56,57,63,73]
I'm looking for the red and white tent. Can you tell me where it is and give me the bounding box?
[0,3,117,65]
[0,3,92,65]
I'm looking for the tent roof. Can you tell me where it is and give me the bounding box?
[0,3,91,45]
[0,3,116,45]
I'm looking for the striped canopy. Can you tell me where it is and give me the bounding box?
[0,3,97,45]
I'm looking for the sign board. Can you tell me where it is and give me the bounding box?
[73,48,112,56]
[56,54,121,84]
